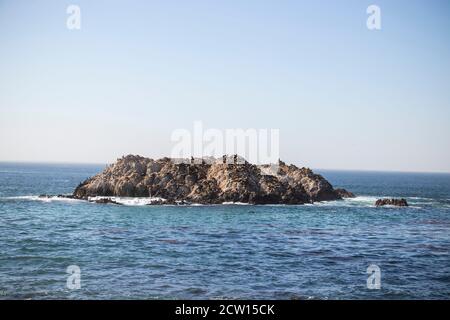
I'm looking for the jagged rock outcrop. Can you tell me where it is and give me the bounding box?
[334,189,356,198]
[73,155,353,205]
[93,198,123,205]
[375,198,408,207]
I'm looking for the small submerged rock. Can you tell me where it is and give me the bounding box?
[91,198,122,205]
[334,189,356,198]
[375,198,408,207]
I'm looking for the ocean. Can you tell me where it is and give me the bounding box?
[0,162,449,299]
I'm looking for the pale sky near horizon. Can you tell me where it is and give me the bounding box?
[1,0,449,172]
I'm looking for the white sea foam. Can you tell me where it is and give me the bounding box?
[87,196,167,206]
[316,196,426,209]
[407,196,433,200]
[2,195,83,203]
[1,195,166,206]
[1,194,428,209]
[221,201,251,205]
[314,196,379,208]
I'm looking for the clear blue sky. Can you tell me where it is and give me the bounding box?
[1,0,449,172]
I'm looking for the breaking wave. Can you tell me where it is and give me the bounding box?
[314,196,379,208]
[1,195,440,209]
[87,196,167,206]
[222,202,251,205]
[1,195,83,203]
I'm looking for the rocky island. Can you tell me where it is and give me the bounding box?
[72,155,354,205]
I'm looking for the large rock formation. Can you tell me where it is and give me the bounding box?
[73,155,353,205]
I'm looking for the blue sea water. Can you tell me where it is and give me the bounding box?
[0,162,449,300]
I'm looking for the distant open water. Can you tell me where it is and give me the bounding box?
[0,162,449,299]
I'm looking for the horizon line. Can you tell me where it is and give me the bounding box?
[0,159,449,175]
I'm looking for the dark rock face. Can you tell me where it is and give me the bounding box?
[73,155,353,205]
[92,198,122,205]
[375,198,408,207]
[334,189,356,198]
